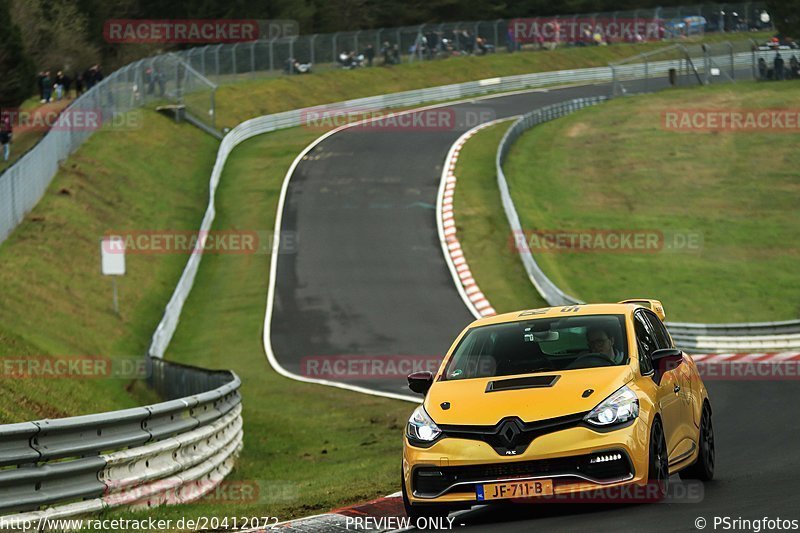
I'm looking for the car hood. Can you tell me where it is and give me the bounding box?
[424,366,634,426]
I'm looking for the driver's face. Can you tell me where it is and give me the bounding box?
[588,332,614,357]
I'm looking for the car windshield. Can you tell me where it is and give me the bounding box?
[443,314,628,381]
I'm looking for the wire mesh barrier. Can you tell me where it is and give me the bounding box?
[611,39,760,95]
[172,2,771,83]
[0,359,242,524]
[0,53,216,245]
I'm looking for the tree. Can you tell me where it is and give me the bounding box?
[10,0,99,75]
[766,0,799,38]
[0,0,35,108]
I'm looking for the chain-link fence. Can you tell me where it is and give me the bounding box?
[611,38,759,95]
[166,2,771,84]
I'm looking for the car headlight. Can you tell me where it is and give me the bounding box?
[407,405,442,443]
[585,385,639,427]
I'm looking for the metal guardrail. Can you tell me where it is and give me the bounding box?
[0,359,242,526]
[495,96,800,352]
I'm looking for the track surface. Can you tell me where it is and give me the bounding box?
[268,74,799,529]
[271,82,622,396]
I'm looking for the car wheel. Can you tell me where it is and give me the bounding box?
[679,405,715,481]
[402,468,450,519]
[648,418,669,499]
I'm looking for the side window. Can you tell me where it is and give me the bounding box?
[644,311,673,350]
[634,312,655,375]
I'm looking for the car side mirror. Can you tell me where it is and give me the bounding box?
[408,371,434,395]
[651,348,683,383]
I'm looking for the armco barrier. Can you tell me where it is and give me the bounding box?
[495,98,800,352]
[0,359,242,527]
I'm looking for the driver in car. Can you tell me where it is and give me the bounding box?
[586,326,625,364]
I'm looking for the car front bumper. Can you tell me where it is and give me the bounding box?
[403,417,650,505]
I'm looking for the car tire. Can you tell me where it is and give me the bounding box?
[648,418,669,499]
[679,405,715,481]
[401,468,450,519]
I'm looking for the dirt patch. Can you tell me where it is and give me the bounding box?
[565,122,591,138]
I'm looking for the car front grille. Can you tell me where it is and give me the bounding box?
[437,412,588,456]
[412,451,633,498]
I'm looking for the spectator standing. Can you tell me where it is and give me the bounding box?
[54,71,65,100]
[790,56,799,80]
[506,27,516,53]
[381,41,391,65]
[365,43,375,66]
[758,57,768,80]
[75,73,84,95]
[391,44,400,64]
[83,67,95,90]
[774,53,785,81]
[62,73,72,98]
[145,67,155,94]
[37,72,45,102]
[156,69,166,96]
[41,71,52,103]
[0,112,12,162]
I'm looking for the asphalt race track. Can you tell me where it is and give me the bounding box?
[267,74,799,530]
[270,82,619,397]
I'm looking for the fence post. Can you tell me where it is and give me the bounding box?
[728,41,734,80]
[332,32,339,63]
[231,43,239,75]
[289,38,295,74]
[250,41,256,75]
[269,38,275,72]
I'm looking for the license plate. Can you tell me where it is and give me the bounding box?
[476,479,553,501]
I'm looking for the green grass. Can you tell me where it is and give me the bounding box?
[456,81,800,323]
[453,120,548,313]
[0,111,217,421]
[211,32,772,129]
[101,129,416,523]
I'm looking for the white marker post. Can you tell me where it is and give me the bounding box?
[101,236,126,314]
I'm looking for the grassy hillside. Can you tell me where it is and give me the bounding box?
[455,81,800,322]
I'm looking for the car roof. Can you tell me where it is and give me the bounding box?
[469,303,643,328]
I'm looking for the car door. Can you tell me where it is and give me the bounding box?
[644,311,696,457]
[634,311,682,456]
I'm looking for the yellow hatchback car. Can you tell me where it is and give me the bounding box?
[402,300,714,518]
